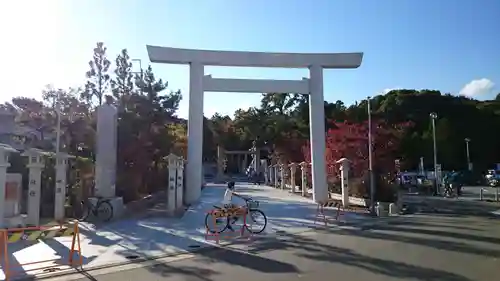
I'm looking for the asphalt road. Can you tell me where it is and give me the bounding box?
[461,186,499,201]
[43,213,500,281]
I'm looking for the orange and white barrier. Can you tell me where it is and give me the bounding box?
[0,221,82,280]
[205,207,252,244]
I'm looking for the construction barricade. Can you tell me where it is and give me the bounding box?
[0,221,82,281]
[205,207,252,244]
[314,199,344,226]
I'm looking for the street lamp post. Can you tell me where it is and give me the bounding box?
[132,59,144,88]
[367,97,375,214]
[131,59,143,76]
[55,90,61,155]
[430,112,438,195]
[465,138,471,171]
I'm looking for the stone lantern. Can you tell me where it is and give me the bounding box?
[299,161,309,197]
[336,158,350,208]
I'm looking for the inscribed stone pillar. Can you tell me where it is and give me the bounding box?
[95,97,118,198]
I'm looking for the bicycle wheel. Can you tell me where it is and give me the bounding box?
[96,200,114,222]
[244,209,267,234]
[204,212,229,234]
[75,200,91,221]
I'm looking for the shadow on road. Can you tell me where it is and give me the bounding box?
[195,246,300,274]
[246,231,473,281]
[144,263,219,281]
[50,262,221,281]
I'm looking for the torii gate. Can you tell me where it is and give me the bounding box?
[147,46,363,204]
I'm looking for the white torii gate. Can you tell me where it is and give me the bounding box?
[147,46,363,204]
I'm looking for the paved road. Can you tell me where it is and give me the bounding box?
[43,214,500,281]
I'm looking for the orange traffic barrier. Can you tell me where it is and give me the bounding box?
[205,207,252,244]
[314,199,343,226]
[0,221,82,280]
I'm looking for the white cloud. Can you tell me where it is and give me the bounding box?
[377,88,401,96]
[459,78,495,97]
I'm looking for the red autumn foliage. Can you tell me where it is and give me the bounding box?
[303,119,412,183]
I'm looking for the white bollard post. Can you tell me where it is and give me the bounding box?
[22,149,48,226]
[299,162,308,197]
[389,203,398,216]
[165,154,178,214]
[289,162,298,193]
[280,163,285,190]
[176,157,185,208]
[336,158,350,208]
[0,144,18,228]
[54,153,75,221]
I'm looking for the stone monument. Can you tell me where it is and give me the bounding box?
[94,95,123,218]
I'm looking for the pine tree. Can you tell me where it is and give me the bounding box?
[81,42,111,107]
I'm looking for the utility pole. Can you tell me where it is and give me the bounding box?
[465,138,471,171]
[430,112,438,195]
[55,90,61,155]
[367,97,375,214]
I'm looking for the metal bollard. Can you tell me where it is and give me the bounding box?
[496,187,499,202]
[479,188,483,201]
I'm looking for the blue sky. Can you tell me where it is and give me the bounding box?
[1,0,498,118]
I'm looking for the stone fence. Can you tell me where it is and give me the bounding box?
[264,158,370,208]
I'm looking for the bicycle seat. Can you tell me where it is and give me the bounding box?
[212,205,222,209]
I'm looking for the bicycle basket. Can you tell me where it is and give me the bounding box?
[248,200,259,209]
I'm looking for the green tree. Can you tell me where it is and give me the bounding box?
[116,64,183,200]
[11,96,55,146]
[111,48,134,100]
[82,42,112,107]
[42,86,94,156]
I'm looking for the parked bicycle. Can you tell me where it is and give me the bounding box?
[75,197,114,222]
[205,197,267,234]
